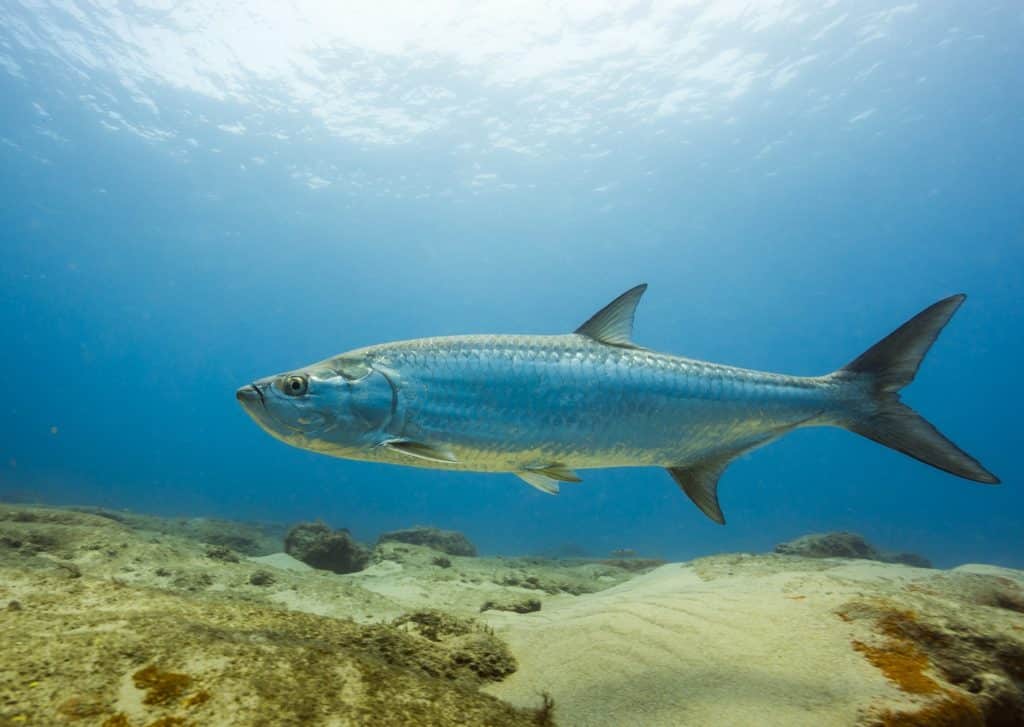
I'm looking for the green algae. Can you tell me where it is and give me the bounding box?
[0,567,546,726]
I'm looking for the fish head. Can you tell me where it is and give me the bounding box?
[236,354,394,455]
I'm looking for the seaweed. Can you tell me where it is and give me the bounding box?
[480,598,542,614]
[132,665,192,706]
[56,696,105,718]
[183,689,211,708]
[532,692,556,726]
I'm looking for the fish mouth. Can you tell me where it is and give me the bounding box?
[236,384,265,408]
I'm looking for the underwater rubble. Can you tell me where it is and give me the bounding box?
[1,505,1021,726]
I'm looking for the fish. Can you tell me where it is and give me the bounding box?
[236,285,999,523]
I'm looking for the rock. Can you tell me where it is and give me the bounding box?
[378,527,477,557]
[932,572,1024,613]
[775,532,877,559]
[205,545,240,563]
[249,569,276,587]
[431,556,452,568]
[774,531,932,568]
[480,598,542,614]
[391,610,518,683]
[284,521,370,574]
[495,568,598,596]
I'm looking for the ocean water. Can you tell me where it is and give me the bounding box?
[1,1,1021,570]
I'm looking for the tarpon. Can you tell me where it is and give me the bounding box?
[236,285,998,523]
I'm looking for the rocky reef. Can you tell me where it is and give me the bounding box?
[775,531,933,568]
[2,505,1021,726]
[66,506,286,555]
[377,526,478,557]
[0,505,559,726]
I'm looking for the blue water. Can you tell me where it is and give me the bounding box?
[1,2,1021,568]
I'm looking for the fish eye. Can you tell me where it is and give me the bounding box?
[282,375,308,397]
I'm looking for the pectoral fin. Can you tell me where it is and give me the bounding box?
[524,464,582,482]
[516,464,582,494]
[517,471,561,494]
[381,438,458,464]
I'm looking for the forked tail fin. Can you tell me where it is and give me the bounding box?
[835,294,999,484]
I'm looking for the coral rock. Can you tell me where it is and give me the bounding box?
[284,521,370,574]
[775,531,932,568]
[377,526,477,557]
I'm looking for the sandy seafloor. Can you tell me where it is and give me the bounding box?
[0,504,1021,726]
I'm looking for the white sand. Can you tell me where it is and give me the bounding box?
[248,552,314,572]
[483,558,925,727]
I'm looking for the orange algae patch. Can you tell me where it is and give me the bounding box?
[132,665,192,706]
[842,603,987,727]
[851,639,937,695]
[847,607,940,696]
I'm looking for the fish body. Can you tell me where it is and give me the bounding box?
[340,334,836,472]
[237,285,998,522]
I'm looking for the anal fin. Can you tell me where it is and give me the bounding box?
[667,461,729,525]
[668,420,816,524]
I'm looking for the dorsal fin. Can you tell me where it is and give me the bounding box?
[574,284,647,348]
